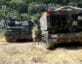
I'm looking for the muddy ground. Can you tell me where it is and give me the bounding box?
[0,37,82,64]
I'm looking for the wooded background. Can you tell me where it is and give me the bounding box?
[0,0,82,21]
[0,0,81,30]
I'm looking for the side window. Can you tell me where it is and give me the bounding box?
[8,21,15,26]
[73,14,78,21]
[50,15,56,26]
[56,16,61,26]
[15,21,21,24]
[22,21,29,25]
[61,15,67,26]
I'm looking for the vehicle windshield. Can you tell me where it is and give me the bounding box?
[22,21,29,26]
[15,21,21,25]
[8,20,21,27]
[7,20,29,27]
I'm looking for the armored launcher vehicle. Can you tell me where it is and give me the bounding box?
[40,6,82,49]
[4,19,33,42]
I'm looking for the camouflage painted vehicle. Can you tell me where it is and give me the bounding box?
[4,19,33,42]
[40,6,82,49]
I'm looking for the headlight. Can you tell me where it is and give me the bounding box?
[72,21,77,26]
[78,16,82,21]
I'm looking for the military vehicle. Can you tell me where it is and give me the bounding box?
[40,6,82,49]
[4,18,33,42]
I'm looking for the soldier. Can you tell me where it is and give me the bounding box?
[32,24,41,44]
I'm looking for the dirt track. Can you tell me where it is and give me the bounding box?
[0,38,82,64]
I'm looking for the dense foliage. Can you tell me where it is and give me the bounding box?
[0,0,82,21]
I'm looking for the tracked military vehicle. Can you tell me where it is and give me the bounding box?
[40,6,82,49]
[4,18,33,42]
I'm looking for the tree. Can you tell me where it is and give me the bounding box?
[7,10,18,19]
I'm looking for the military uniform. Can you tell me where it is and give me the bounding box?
[32,26,40,44]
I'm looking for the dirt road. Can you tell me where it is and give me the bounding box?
[0,38,82,64]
